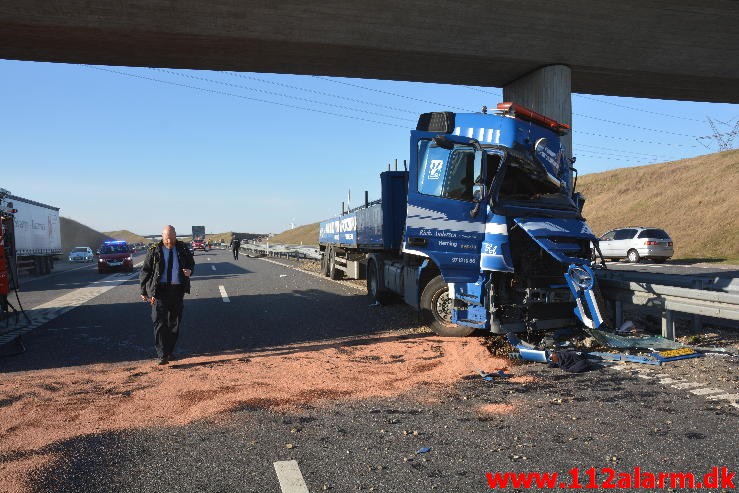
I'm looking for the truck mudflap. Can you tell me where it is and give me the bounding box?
[513,218,605,329]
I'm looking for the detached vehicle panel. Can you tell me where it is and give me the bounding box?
[319,103,608,337]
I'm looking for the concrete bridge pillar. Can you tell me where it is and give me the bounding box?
[502,65,572,159]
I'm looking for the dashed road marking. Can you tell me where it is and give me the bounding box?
[606,365,738,409]
[689,387,726,396]
[274,460,309,493]
[671,382,704,389]
[218,285,230,303]
[706,393,739,401]
[0,270,140,343]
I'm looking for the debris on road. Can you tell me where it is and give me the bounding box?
[477,368,512,381]
[548,350,595,373]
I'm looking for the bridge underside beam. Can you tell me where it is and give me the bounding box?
[1,1,738,103]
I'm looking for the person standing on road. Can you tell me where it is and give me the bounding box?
[139,225,195,365]
[230,235,240,260]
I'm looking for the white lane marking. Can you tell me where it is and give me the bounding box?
[211,265,216,271]
[671,382,704,389]
[274,460,309,493]
[0,271,139,343]
[606,365,739,408]
[689,387,725,395]
[218,285,230,302]
[260,258,364,292]
[706,393,739,401]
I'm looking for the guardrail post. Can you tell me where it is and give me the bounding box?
[614,300,623,328]
[662,310,676,339]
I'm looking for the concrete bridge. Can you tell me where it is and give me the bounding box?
[2,0,737,152]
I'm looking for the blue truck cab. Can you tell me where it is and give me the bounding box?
[320,103,606,337]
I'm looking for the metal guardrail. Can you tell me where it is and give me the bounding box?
[595,268,739,293]
[596,272,739,338]
[240,243,321,261]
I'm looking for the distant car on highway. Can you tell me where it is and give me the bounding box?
[191,239,208,252]
[597,227,674,263]
[68,246,94,263]
[97,240,134,273]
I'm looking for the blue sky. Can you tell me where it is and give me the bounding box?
[2,59,737,236]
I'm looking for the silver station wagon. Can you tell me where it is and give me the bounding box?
[68,246,94,263]
[597,227,674,263]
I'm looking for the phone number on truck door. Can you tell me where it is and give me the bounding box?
[451,257,477,264]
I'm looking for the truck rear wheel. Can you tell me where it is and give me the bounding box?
[420,275,475,337]
[329,248,342,280]
[320,248,330,277]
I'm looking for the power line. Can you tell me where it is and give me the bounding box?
[573,130,699,148]
[573,112,698,137]
[222,71,419,114]
[312,76,474,112]
[575,143,675,159]
[149,68,415,123]
[573,94,704,122]
[84,66,408,128]
[697,117,739,151]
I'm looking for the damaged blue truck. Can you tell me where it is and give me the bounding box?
[319,102,607,337]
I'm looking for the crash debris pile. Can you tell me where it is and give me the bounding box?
[502,321,735,371]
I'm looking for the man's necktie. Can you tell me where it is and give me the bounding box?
[166,248,174,284]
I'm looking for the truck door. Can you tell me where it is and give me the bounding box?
[404,140,487,283]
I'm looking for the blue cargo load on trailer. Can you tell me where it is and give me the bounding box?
[319,102,609,337]
[319,171,408,250]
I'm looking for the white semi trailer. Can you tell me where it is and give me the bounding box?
[0,189,61,280]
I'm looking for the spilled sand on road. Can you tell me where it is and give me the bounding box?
[0,332,525,493]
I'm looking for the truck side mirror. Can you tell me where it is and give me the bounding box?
[472,184,484,202]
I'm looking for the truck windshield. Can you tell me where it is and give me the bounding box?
[493,153,576,212]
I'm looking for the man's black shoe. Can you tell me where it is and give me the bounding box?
[167,353,177,361]
[158,356,169,365]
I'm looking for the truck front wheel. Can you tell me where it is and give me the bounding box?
[420,275,475,337]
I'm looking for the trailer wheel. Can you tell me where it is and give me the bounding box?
[329,248,342,280]
[366,259,388,304]
[320,248,330,277]
[420,275,475,337]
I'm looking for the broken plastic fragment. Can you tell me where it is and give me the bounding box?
[417,447,432,454]
[477,369,512,381]
[616,320,636,334]
[585,328,685,350]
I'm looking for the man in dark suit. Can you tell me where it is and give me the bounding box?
[140,225,195,365]
[230,235,240,260]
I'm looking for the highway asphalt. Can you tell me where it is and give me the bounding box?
[1,250,737,492]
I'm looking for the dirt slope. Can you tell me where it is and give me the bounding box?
[59,217,114,255]
[102,230,149,244]
[578,149,739,261]
[270,222,320,246]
